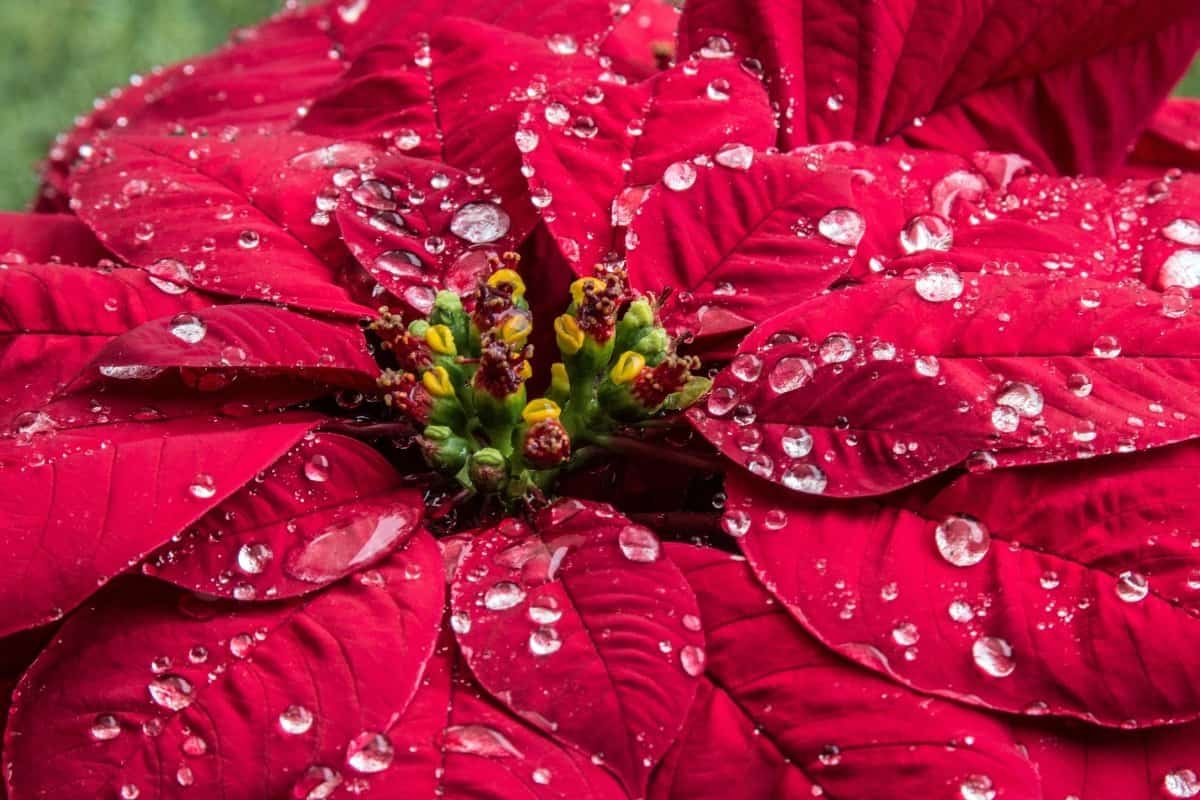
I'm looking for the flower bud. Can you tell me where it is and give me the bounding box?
[555,314,585,356]
[425,324,457,356]
[418,425,469,472]
[430,290,470,353]
[630,327,670,365]
[422,365,456,399]
[469,448,509,492]
[548,362,570,406]
[522,417,571,469]
[488,268,526,302]
[610,351,647,385]
[498,311,532,346]
[522,398,562,423]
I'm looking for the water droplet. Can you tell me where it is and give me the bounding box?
[891,622,919,646]
[721,509,751,538]
[275,704,314,735]
[825,93,844,111]
[781,426,814,458]
[935,514,990,567]
[394,129,421,151]
[706,78,731,101]
[971,636,1015,678]
[450,611,471,634]
[514,129,540,154]
[90,714,122,741]
[818,333,855,364]
[682,614,703,632]
[768,356,814,393]
[715,143,754,170]
[169,313,207,344]
[528,598,563,625]
[663,162,698,192]
[1162,285,1193,318]
[229,632,255,658]
[294,766,342,800]
[617,524,661,563]
[351,180,395,211]
[285,504,419,583]
[948,599,975,623]
[532,767,552,785]
[730,353,763,382]
[237,542,273,575]
[1161,249,1200,289]
[346,731,394,773]
[237,230,261,250]
[818,208,865,246]
[443,724,524,758]
[1092,335,1121,359]
[450,202,511,244]
[959,774,996,800]
[529,627,562,656]
[176,766,195,787]
[914,355,940,378]
[148,674,195,710]
[782,464,827,495]
[1115,570,1149,603]
[913,262,963,302]
[1164,218,1200,245]
[484,581,527,611]
[1165,769,1200,798]
[304,454,331,483]
[1067,372,1093,397]
[679,645,706,676]
[699,35,734,59]
[1040,570,1061,589]
[899,214,953,253]
[121,784,141,799]
[188,474,216,500]
[995,382,1043,418]
[706,385,739,417]
[546,32,578,55]
[990,406,1020,434]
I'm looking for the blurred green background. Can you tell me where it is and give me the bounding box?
[0,1,1196,210]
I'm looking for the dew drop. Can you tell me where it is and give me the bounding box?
[781,464,827,495]
[237,230,261,250]
[818,208,866,247]
[169,313,207,344]
[1115,570,1149,603]
[715,142,754,171]
[229,632,255,658]
[959,774,996,800]
[990,406,1020,434]
[891,622,919,646]
[484,581,527,611]
[284,504,419,583]
[532,767,552,785]
[528,598,563,625]
[148,675,195,710]
[1164,218,1200,246]
[237,542,273,575]
[546,32,578,55]
[818,333,855,364]
[935,514,990,567]
[346,731,394,773]
[450,202,511,244]
[1162,285,1193,319]
[913,262,963,303]
[450,611,471,634]
[663,162,698,192]
[899,214,953,253]
[618,524,661,563]
[529,627,563,656]
[721,509,751,538]
[443,724,524,758]
[971,636,1015,678]
[1161,249,1200,289]
[1092,335,1121,359]
[121,784,141,799]
[995,382,1043,418]
[679,645,706,676]
[182,735,207,756]
[781,426,814,458]
[1067,372,1093,397]
[176,766,194,787]
[914,355,940,378]
[706,78,731,101]
[1165,769,1200,798]
[948,599,975,623]
[90,714,122,741]
[293,766,342,800]
[188,474,216,500]
[706,385,739,417]
[304,454,331,483]
[730,353,763,382]
[768,356,814,393]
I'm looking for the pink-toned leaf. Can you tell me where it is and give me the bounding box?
[147,433,421,601]
[599,0,680,78]
[72,303,379,393]
[691,275,1200,497]
[725,440,1200,727]
[0,263,217,431]
[0,213,111,266]
[450,499,703,794]
[523,58,775,270]
[335,155,523,315]
[366,633,629,798]
[678,0,1200,174]
[651,544,1042,799]
[69,133,377,316]
[4,532,443,800]
[0,413,322,637]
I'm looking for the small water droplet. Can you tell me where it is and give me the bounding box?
[618,524,661,563]
[721,509,751,537]
[935,514,990,567]
[781,426,814,458]
[450,203,511,244]
[148,674,195,710]
[971,636,1015,678]
[715,142,754,171]
[679,645,706,676]
[995,382,1043,418]
[706,78,731,101]
[346,731,394,773]
[891,622,919,646]
[781,464,827,494]
[237,542,273,575]
[899,214,953,253]
[913,262,963,303]
[663,162,698,191]
[532,767,552,785]
[304,454,331,483]
[730,353,763,382]
[90,714,122,741]
[1092,335,1121,359]
[529,627,562,656]
[818,208,865,246]
[188,474,216,500]
[959,774,996,800]
[168,313,207,344]
[1115,570,1149,603]
[546,32,578,55]
[818,333,855,364]
[294,766,342,800]
[484,581,527,611]
[237,230,261,250]
[768,356,815,393]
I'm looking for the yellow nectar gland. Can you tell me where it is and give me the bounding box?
[610,351,647,385]
[498,313,532,345]
[425,324,457,356]
[570,277,605,307]
[487,268,526,301]
[554,314,585,355]
[422,366,456,398]
[522,398,562,424]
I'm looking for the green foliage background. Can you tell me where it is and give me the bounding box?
[0,2,1196,210]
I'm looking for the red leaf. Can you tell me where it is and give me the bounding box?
[0,264,217,430]
[0,213,111,266]
[691,275,1200,497]
[725,441,1200,727]
[599,0,680,78]
[4,532,443,800]
[0,413,323,636]
[69,134,376,316]
[365,634,628,798]
[450,499,703,794]
[678,0,1200,174]
[652,544,1042,799]
[147,433,421,601]
[522,58,775,270]
[334,156,525,315]
[1129,97,1200,172]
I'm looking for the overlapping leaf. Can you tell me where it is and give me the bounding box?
[4,533,443,800]
[1130,96,1200,172]
[0,413,322,637]
[678,0,1200,173]
[0,213,111,266]
[450,499,703,794]
[691,275,1200,497]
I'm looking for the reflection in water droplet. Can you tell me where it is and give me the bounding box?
[768,356,815,394]
[237,542,273,575]
[1115,570,1149,603]
[1165,769,1200,798]
[443,724,524,758]
[450,202,511,244]
[1092,335,1121,359]
[529,627,563,656]
[346,731,394,773]
[148,675,195,710]
[959,774,996,800]
[782,464,827,495]
[715,143,754,171]
[913,262,963,303]
[730,353,763,382]
[279,705,315,735]
[304,454,331,483]
[294,765,342,800]
[120,784,141,800]
[1161,249,1200,289]
[781,426,813,458]
[90,714,122,741]
[996,382,1043,418]
[484,581,527,611]
[891,622,919,646]
[237,230,261,250]
[663,162,698,192]
[818,208,865,246]
[618,525,661,563]
[972,636,1015,678]
[721,509,751,538]
[899,214,953,254]
[935,514,990,567]
[819,333,856,364]
[532,767,552,785]
[679,645,706,676]
[285,504,418,583]
[169,313,207,344]
[188,474,216,500]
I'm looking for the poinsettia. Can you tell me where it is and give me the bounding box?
[3,0,1200,798]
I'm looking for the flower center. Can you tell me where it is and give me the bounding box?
[370,254,709,503]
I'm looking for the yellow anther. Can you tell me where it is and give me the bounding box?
[610,351,647,385]
[570,277,605,307]
[551,362,570,393]
[555,314,585,355]
[498,312,532,345]
[488,268,526,301]
[422,366,456,398]
[518,361,533,381]
[425,324,457,356]
[522,398,562,424]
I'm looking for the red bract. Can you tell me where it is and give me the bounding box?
[2,0,1200,798]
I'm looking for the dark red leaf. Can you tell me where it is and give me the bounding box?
[0,413,323,637]
[4,532,443,800]
[652,544,1042,799]
[450,499,703,794]
[522,58,775,270]
[0,264,217,431]
[725,443,1200,727]
[69,134,377,316]
[678,0,1200,173]
[147,433,421,601]
[0,213,111,266]
[1130,97,1200,172]
[691,275,1200,497]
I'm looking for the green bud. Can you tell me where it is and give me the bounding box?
[631,327,670,366]
[430,290,471,355]
[408,319,430,338]
[665,376,713,411]
[613,298,654,356]
[418,425,469,472]
[469,447,509,492]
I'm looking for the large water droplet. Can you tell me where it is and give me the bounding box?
[781,464,827,494]
[1165,769,1200,798]
[237,542,273,575]
[781,425,813,458]
[618,524,661,563]
[995,382,1043,418]
[971,636,1015,678]
[715,143,754,171]
[169,313,207,344]
[818,333,855,364]
[1164,219,1200,246]
[484,581,527,611]
[959,774,996,800]
[285,504,419,583]
[279,704,314,735]
[346,731,394,773]
[935,514,990,567]
[768,356,814,393]
[148,675,195,710]
[529,627,563,656]
[679,645,706,676]
[663,162,698,191]
[899,214,953,254]
[1160,249,1200,289]
[450,203,511,244]
[90,714,122,741]
[818,208,866,247]
[442,724,524,758]
[1115,570,1149,603]
[913,262,963,302]
[730,353,763,382]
